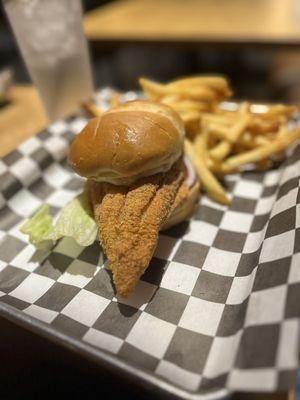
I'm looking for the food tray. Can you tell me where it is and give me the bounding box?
[0,89,299,398]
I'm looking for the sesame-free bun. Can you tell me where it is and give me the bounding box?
[68,100,185,185]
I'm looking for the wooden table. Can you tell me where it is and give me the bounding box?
[84,0,300,47]
[0,84,48,157]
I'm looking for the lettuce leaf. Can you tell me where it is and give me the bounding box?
[20,204,55,247]
[54,191,97,246]
[20,191,97,248]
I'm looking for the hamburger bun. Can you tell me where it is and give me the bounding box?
[68,100,184,185]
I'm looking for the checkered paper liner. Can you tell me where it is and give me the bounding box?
[0,89,299,395]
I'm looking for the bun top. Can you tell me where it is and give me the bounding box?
[68,100,185,185]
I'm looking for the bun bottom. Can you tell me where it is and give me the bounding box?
[162,179,200,230]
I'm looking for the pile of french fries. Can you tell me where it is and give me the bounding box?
[140,76,231,139]
[84,76,300,205]
[139,77,300,205]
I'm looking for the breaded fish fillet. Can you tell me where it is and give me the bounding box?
[89,160,184,297]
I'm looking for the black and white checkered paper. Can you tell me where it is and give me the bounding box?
[0,89,299,395]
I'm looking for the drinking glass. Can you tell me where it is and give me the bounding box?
[3,0,94,120]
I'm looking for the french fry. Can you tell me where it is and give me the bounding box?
[209,115,251,161]
[277,125,289,137]
[248,118,280,134]
[259,104,296,117]
[83,102,103,118]
[270,126,287,162]
[180,110,202,123]
[170,86,218,102]
[194,123,210,164]
[167,76,227,88]
[167,76,232,97]
[201,113,234,125]
[139,74,299,205]
[185,139,230,205]
[139,78,163,100]
[160,94,181,105]
[194,124,218,170]
[139,77,219,102]
[210,162,238,175]
[222,128,300,172]
[164,100,211,113]
[110,92,122,108]
[239,132,270,149]
[252,135,270,147]
[209,141,231,161]
[227,115,251,142]
[208,123,231,141]
[238,101,250,114]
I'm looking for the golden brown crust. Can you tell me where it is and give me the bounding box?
[89,160,184,297]
[88,181,126,265]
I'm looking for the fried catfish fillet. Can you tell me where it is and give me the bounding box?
[89,161,184,297]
